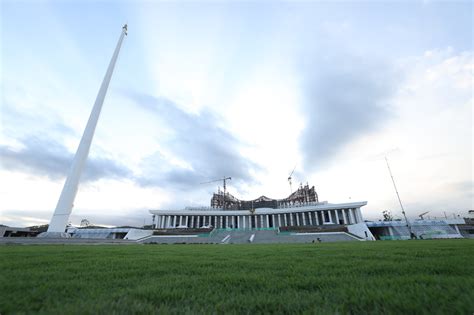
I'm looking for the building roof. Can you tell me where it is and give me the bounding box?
[150,201,367,216]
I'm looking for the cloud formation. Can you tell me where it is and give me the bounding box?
[0,136,132,182]
[125,93,260,190]
[298,55,398,171]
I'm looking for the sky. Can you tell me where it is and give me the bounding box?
[0,0,472,227]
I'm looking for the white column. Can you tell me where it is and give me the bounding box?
[179,216,183,226]
[335,210,340,224]
[308,212,313,225]
[302,212,306,225]
[278,214,282,227]
[243,216,246,229]
[284,214,288,226]
[47,25,128,233]
[290,213,294,226]
[342,210,348,224]
[296,213,300,226]
[272,215,275,228]
[197,216,201,227]
[226,216,229,229]
[315,212,320,225]
[214,216,217,228]
[357,208,363,222]
[349,209,355,224]
[191,216,195,228]
[173,215,177,227]
[266,215,269,228]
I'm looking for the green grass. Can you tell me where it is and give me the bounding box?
[1,240,473,314]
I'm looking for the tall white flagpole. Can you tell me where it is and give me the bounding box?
[45,25,127,234]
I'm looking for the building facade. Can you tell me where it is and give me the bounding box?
[150,201,366,230]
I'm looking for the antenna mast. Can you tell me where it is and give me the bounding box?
[385,157,414,238]
[43,25,128,235]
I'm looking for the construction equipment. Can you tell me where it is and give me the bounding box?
[288,165,297,194]
[385,157,415,239]
[418,211,429,220]
[201,177,232,209]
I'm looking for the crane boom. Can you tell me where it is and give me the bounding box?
[418,211,429,220]
[288,164,297,194]
[201,177,231,209]
[385,157,414,238]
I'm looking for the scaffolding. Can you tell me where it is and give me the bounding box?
[210,183,319,210]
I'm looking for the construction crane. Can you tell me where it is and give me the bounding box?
[385,157,415,239]
[201,177,231,209]
[418,211,429,220]
[288,165,297,194]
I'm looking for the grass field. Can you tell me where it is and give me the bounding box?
[1,240,473,314]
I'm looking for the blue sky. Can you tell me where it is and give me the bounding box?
[1,0,472,227]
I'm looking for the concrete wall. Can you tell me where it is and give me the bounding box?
[347,223,375,240]
[124,229,153,240]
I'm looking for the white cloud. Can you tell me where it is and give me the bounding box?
[311,49,473,220]
[1,2,472,227]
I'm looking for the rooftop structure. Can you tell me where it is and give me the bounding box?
[210,183,318,210]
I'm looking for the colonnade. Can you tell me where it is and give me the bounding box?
[154,208,363,229]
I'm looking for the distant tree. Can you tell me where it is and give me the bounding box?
[28,224,49,232]
[382,210,393,221]
[80,219,91,227]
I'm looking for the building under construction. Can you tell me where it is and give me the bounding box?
[210,183,318,210]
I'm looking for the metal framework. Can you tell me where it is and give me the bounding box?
[210,183,319,210]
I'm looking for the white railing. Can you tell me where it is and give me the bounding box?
[276,201,328,209]
[184,206,219,211]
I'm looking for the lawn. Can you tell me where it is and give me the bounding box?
[1,240,473,314]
